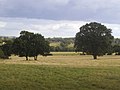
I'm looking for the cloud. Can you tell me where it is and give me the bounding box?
[105,24,120,38]
[47,0,69,5]
[0,17,119,38]
[0,0,120,23]
[0,21,6,28]
[0,17,85,37]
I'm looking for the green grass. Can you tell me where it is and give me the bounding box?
[0,55,120,90]
[0,64,120,90]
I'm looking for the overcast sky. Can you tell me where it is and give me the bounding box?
[0,0,120,38]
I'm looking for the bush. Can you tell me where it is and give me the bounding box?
[0,48,5,58]
[0,48,9,59]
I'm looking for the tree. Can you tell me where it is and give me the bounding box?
[75,22,114,59]
[12,31,50,60]
[0,48,5,59]
[113,45,120,55]
[29,33,50,60]
[112,38,120,55]
[1,40,13,59]
[12,31,33,60]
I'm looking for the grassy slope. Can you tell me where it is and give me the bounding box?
[50,42,61,47]
[0,55,120,90]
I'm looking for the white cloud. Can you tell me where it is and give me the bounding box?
[73,0,120,9]
[0,21,6,28]
[0,0,120,23]
[47,0,69,5]
[0,17,119,38]
[105,23,120,38]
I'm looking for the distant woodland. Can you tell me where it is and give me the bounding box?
[0,36,120,53]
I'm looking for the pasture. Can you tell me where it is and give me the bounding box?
[0,53,120,90]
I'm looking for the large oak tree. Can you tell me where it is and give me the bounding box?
[75,22,114,59]
[12,31,50,60]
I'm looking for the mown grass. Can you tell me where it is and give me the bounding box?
[0,54,120,90]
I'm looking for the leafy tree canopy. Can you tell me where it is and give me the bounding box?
[12,31,50,60]
[75,22,114,59]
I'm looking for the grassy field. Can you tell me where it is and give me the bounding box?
[51,52,80,56]
[0,53,120,90]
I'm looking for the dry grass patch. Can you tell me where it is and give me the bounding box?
[0,55,120,67]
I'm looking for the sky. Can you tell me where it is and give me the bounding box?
[0,0,120,38]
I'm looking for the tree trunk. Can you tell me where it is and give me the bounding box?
[34,56,37,60]
[93,55,97,59]
[26,56,28,60]
[83,52,85,55]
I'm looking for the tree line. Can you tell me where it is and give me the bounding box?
[47,38,75,52]
[0,22,120,60]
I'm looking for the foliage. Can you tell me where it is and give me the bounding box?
[48,38,75,52]
[0,48,5,59]
[113,45,120,55]
[112,38,120,46]
[12,31,50,60]
[112,38,120,55]
[1,40,13,58]
[47,38,74,44]
[75,22,114,59]
[0,39,13,59]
